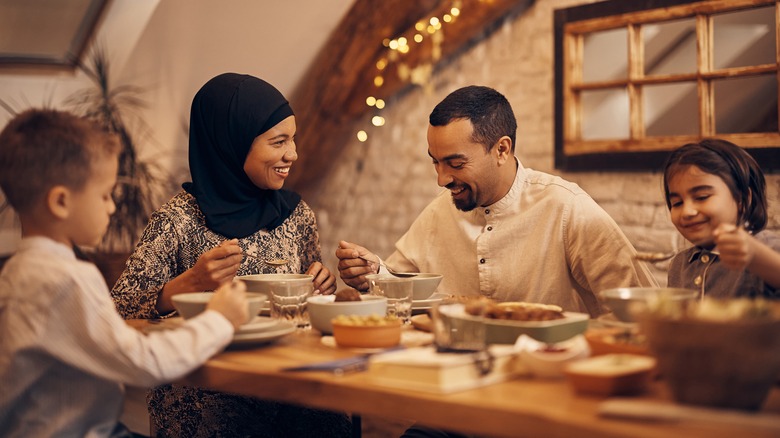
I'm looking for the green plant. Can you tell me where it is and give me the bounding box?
[65,46,171,252]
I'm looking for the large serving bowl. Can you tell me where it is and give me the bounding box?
[437,303,589,344]
[307,294,387,334]
[640,313,780,411]
[172,291,266,319]
[600,287,697,322]
[237,274,313,294]
[411,274,443,300]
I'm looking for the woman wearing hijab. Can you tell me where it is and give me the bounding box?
[111,73,349,437]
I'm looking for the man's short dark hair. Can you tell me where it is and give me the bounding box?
[429,85,517,152]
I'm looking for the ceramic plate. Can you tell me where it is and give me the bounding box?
[235,316,278,335]
[231,321,296,346]
[412,292,449,310]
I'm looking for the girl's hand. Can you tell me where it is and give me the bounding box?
[306,261,337,295]
[713,224,754,270]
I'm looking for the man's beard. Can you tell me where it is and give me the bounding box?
[450,187,477,212]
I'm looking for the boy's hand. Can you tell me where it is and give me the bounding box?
[714,224,754,270]
[207,280,249,330]
[189,239,243,290]
[305,261,337,295]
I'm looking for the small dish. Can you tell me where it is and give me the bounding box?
[172,291,266,319]
[411,274,444,300]
[235,316,279,335]
[307,294,387,334]
[515,334,591,379]
[564,353,656,396]
[332,316,402,349]
[230,321,296,346]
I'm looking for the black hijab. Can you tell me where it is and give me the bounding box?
[184,73,301,238]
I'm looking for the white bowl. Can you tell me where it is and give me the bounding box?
[411,273,443,300]
[172,292,266,319]
[236,273,313,294]
[515,334,591,378]
[307,295,387,334]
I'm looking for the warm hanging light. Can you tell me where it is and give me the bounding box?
[361,1,462,141]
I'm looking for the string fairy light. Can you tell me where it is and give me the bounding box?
[358,0,463,143]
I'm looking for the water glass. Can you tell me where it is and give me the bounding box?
[368,275,413,324]
[269,280,312,329]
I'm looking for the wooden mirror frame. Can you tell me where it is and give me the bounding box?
[554,0,780,172]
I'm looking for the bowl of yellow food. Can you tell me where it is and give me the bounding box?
[331,314,402,348]
[307,292,387,335]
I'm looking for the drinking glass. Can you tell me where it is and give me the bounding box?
[368,275,413,324]
[269,280,312,329]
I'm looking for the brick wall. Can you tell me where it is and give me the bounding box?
[308,0,780,288]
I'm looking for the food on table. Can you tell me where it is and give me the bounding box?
[332,314,399,326]
[464,298,565,321]
[334,288,362,302]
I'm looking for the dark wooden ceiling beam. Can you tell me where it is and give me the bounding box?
[287,0,533,195]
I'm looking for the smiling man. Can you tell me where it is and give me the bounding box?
[337,86,657,317]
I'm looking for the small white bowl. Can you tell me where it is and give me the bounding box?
[411,273,443,300]
[172,292,266,319]
[515,334,591,378]
[236,273,313,294]
[307,295,387,334]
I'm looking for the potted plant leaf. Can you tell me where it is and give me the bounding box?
[65,46,172,286]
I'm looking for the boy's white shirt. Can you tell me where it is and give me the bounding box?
[0,236,233,438]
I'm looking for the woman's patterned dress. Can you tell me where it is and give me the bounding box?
[111,191,351,437]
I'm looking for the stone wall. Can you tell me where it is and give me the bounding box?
[307,0,780,288]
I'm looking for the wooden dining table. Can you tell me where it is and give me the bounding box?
[129,319,780,437]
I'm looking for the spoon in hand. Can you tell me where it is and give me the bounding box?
[356,255,417,277]
[244,252,289,267]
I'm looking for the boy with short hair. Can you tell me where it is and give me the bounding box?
[0,109,249,437]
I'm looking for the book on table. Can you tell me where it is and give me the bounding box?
[368,345,528,393]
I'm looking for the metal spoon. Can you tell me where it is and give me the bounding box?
[357,255,417,277]
[635,251,676,263]
[244,252,289,267]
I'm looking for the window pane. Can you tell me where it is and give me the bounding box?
[713,6,776,70]
[581,88,629,140]
[583,27,627,82]
[643,18,697,76]
[714,75,778,134]
[644,82,698,136]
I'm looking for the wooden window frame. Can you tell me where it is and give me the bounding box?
[554,0,780,172]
